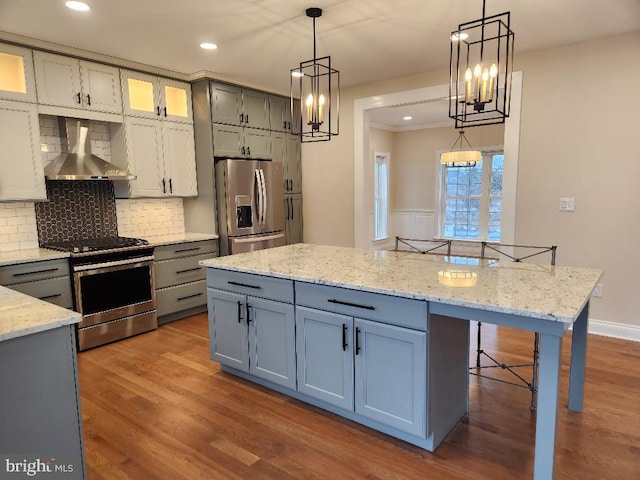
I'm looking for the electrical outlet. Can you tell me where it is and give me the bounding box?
[559,197,576,212]
[592,283,603,298]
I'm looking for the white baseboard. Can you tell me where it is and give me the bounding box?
[588,319,640,342]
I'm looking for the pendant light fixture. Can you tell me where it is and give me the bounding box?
[291,7,340,142]
[449,0,514,128]
[440,129,482,168]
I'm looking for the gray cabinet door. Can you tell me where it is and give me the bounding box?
[208,288,248,371]
[285,194,303,245]
[248,296,296,389]
[213,124,243,158]
[242,89,270,130]
[269,95,292,132]
[244,128,271,159]
[285,135,301,193]
[296,306,354,410]
[354,318,427,437]
[211,83,242,125]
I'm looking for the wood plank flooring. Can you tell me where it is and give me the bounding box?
[77,314,640,479]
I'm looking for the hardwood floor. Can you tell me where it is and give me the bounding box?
[77,314,640,479]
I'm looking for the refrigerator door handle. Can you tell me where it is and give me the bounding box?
[232,232,285,244]
[254,169,263,226]
[259,169,267,227]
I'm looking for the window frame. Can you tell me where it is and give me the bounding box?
[437,148,504,242]
[373,152,390,241]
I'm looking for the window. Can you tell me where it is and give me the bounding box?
[374,153,389,240]
[439,151,503,241]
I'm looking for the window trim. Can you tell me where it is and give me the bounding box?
[436,146,504,242]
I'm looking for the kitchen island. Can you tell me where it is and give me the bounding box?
[0,286,84,479]
[201,243,602,480]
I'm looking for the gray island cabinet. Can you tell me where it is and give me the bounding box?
[201,243,603,480]
[0,286,84,479]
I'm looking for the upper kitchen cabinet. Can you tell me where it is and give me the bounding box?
[121,70,192,123]
[0,100,46,200]
[272,132,302,193]
[33,51,122,118]
[213,124,271,160]
[111,117,197,198]
[0,44,37,103]
[211,82,270,130]
[269,95,293,133]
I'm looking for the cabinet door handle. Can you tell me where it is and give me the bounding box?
[157,106,161,116]
[342,324,348,351]
[162,178,166,193]
[164,107,167,117]
[246,303,252,323]
[241,146,246,155]
[76,92,81,104]
[169,178,173,193]
[245,114,249,124]
[247,146,251,156]
[328,299,376,311]
[240,114,244,124]
[237,300,242,323]
[174,247,201,254]
[177,293,203,301]
[283,121,287,129]
[86,93,91,106]
[13,268,59,277]
[175,267,201,274]
[39,293,62,301]
[228,281,260,290]
[355,327,361,355]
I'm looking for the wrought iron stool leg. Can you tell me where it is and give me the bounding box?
[476,321,483,367]
[530,332,540,410]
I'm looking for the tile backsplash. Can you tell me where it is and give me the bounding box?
[116,198,186,238]
[0,203,39,252]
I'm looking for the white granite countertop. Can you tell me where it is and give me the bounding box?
[0,248,69,267]
[0,285,81,342]
[200,244,603,324]
[144,232,219,247]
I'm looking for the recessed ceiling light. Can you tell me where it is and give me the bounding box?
[403,116,413,121]
[450,32,469,42]
[291,71,304,78]
[200,42,218,50]
[65,1,90,12]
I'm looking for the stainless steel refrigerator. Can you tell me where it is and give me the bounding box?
[215,159,286,255]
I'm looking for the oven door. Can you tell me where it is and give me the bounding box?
[74,256,156,328]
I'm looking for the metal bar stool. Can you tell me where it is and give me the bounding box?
[472,242,558,410]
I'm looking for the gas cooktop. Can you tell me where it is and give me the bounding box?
[42,236,149,254]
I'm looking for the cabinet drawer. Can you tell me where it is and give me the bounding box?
[206,269,293,303]
[153,240,218,261]
[157,280,207,317]
[8,276,73,309]
[0,259,70,285]
[155,253,210,289]
[295,282,427,331]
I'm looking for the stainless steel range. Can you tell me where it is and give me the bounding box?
[42,236,157,351]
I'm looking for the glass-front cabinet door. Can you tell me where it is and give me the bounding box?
[121,70,192,123]
[121,70,159,118]
[0,44,36,103]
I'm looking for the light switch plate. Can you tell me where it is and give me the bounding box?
[560,197,576,212]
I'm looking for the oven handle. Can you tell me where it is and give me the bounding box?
[73,255,155,272]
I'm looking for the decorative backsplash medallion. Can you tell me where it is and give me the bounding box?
[35,180,118,244]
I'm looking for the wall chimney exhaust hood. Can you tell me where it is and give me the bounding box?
[44,118,135,180]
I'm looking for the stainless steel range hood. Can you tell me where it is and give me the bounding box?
[44,118,135,180]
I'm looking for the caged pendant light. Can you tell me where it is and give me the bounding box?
[291,7,340,142]
[449,0,514,129]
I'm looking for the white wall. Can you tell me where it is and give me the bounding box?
[301,31,640,328]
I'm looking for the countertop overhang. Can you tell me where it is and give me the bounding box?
[200,243,603,324]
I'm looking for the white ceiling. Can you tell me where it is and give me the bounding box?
[1,0,639,127]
